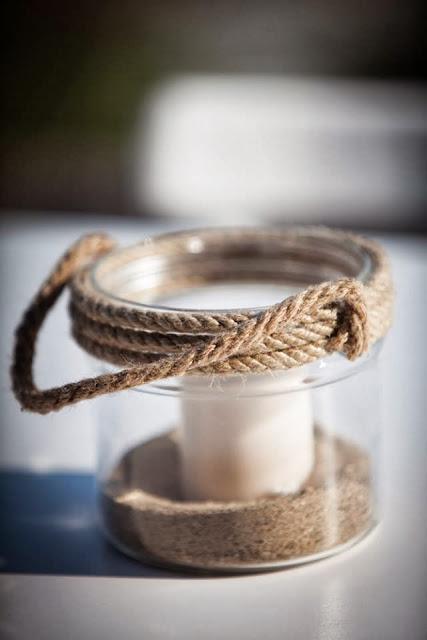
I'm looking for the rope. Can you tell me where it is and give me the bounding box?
[11,227,393,414]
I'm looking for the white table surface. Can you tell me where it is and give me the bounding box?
[1,215,426,640]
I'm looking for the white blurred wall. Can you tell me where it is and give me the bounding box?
[133,76,427,227]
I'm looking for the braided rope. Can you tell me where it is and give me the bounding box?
[11,227,393,414]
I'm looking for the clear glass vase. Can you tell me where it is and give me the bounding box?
[92,229,383,573]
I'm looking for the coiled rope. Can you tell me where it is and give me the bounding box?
[11,227,393,414]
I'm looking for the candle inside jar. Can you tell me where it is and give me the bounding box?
[179,372,314,501]
[157,283,314,502]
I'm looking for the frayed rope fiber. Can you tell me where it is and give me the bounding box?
[11,227,393,414]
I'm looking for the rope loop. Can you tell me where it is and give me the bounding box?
[11,227,393,414]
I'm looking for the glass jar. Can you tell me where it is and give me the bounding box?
[92,230,383,573]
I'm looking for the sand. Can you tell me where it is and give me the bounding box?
[100,428,373,571]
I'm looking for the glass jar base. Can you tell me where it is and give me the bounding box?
[102,520,378,575]
[99,427,375,573]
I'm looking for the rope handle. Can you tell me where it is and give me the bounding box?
[11,233,369,415]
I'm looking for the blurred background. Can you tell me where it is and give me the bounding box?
[1,0,426,231]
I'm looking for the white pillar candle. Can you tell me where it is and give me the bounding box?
[179,371,314,502]
[153,282,315,502]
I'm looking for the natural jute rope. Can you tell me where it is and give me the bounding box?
[11,227,393,414]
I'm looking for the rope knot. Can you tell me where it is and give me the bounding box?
[325,281,368,360]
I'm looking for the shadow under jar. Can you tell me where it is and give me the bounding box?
[92,229,383,573]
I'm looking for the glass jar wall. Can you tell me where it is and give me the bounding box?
[95,343,381,573]
[91,229,383,573]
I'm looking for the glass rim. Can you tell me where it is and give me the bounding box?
[90,226,374,314]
